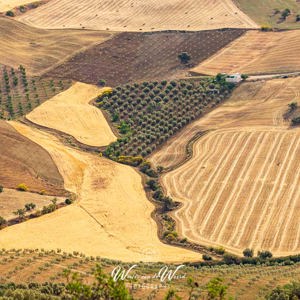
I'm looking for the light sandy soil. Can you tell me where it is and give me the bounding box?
[0,17,112,75]
[0,188,65,220]
[16,0,258,31]
[0,122,200,262]
[27,82,117,147]
[0,0,34,11]
[192,30,300,76]
[151,77,300,256]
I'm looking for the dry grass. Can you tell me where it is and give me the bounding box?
[27,82,117,147]
[0,188,64,220]
[16,0,258,31]
[0,0,36,12]
[191,30,300,76]
[0,17,112,76]
[150,77,300,256]
[0,122,201,263]
[0,120,65,195]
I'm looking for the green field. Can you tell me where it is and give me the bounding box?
[235,0,300,29]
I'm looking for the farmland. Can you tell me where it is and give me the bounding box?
[0,121,201,262]
[234,0,300,29]
[16,0,258,31]
[46,29,246,86]
[192,30,300,76]
[150,77,300,256]
[0,17,112,76]
[0,120,66,196]
[0,64,71,119]
[27,82,117,147]
[0,0,37,12]
[100,78,233,158]
[1,249,300,300]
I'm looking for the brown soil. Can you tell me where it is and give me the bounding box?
[0,120,66,195]
[46,29,246,86]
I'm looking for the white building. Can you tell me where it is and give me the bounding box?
[225,73,243,83]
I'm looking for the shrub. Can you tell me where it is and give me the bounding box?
[25,203,36,211]
[291,116,300,125]
[5,10,14,17]
[281,8,291,19]
[261,25,272,32]
[258,250,273,259]
[65,198,73,205]
[178,52,191,64]
[98,79,106,87]
[0,185,3,193]
[288,102,298,111]
[203,254,213,261]
[16,183,28,191]
[243,248,254,258]
[0,216,7,228]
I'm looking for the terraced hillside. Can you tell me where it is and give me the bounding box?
[234,0,300,29]
[0,17,112,76]
[192,30,300,76]
[16,0,258,31]
[0,120,65,195]
[46,29,246,86]
[151,77,300,256]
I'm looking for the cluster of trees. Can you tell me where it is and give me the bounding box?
[99,78,232,159]
[267,281,300,299]
[0,65,68,119]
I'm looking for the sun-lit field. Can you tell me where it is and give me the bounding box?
[150,77,300,256]
[27,82,117,147]
[16,0,258,31]
[0,17,111,76]
[0,0,35,12]
[192,30,300,76]
[0,122,200,262]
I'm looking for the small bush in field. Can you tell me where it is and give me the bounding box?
[17,183,28,192]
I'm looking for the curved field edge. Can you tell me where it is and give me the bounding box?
[26,82,117,147]
[15,0,258,31]
[0,121,201,263]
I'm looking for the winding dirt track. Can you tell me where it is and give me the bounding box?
[26,82,117,147]
[151,77,300,256]
[192,30,300,76]
[0,122,200,262]
[16,0,258,31]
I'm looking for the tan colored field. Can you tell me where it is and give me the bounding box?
[0,120,65,195]
[0,122,200,262]
[0,0,34,11]
[151,77,300,256]
[192,30,300,76]
[0,188,64,220]
[16,0,258,31]
[150,77,298,169]
[27,82,117,147]
[0,17,111,75]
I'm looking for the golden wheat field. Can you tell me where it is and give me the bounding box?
[192,30,300,76]
[16,0,258,31]
[151,77,300,256]
[0,122,200,262]
[26,82,117,147]
[0,17,111,75]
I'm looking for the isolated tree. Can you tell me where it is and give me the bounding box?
[281,8,291,20]
[178,52,191,64]
[0,216,7,228]
[0,185,3,193]
[25,203,36,211]
[98,79,106,87]
[206,278,228,300]
[243,248,254,258]
[13,208,26,222]
[288,102,298,111]
[258,250,273,260]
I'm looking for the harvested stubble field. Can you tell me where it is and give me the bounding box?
[192,30,300,76]
[234,0,300,29]
[0,64,71,119]
[0,188,64,220]
[151,77,300,256]
[1,250,300,299]
[27,82,117,147]
[0,17,112,76]
[0,122,200,262]
[16,0,258,31]
[0,120,65,195]
[46,29,246,86]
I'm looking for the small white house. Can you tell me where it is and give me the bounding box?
[225,73,243,83]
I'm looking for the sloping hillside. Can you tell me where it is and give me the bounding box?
[16,0,258,31]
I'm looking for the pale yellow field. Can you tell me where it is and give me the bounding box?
[0,0,34,11]
[151,77,300,256]
[0,188,64,220]
[0,122,200,262]
[27,82,117,147]
[192,30,300,76]
[0,17,111,75]
[16,0,258,31]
